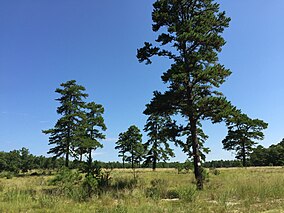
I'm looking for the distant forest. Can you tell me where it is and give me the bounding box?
[0,138,283,175]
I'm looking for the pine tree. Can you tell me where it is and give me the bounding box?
[115,132,128,168]
[116,125,143,169]
[43,80,88,167]
[137,0,234,189]
[143,114,176,171]
[80,102,107,176]
[222,113,268,167]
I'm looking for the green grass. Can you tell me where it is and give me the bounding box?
[0,167,283,212]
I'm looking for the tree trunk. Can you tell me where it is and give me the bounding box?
[190,120,203,190]
[88,148,92,175]
[66,127,71,168]
[153,157,157,171]
[153,148,158,171]
[122,152,125,168]
[242,140,246,167]
[131,145,134,169]
[66,143,69,168]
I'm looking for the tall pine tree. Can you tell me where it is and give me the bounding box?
[43,80,88,167]
[143,114,176,171]
[137,0,234,189]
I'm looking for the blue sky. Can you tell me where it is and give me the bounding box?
[0,0,283,162]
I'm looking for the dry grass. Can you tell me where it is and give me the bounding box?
[0,167,283,212]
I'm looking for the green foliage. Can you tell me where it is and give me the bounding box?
[82,174,98,198]
[75,101,107,176]
[115,132,129,168]
[113,177,138,190]
[177,186,196,202]
[209,168,220,176]
[97,170,112,189]
[0,171,14,179]
[49,167,82,187]
[201,167,209,182]
[143,114,176,170]
[204,159,242,168]
[137,0,236,189]
[250,139,284,166]
[43,80,88,167]
[116,125,144,169]
[223,113,268,166]
[146,179,168,199]
[43,79,107,181]
[176,159,193,174]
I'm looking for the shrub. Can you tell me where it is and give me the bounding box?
[48,167,83,200]
[209,168,221,176]
[201,167,210,182]
[113,177,138,190]
[0,171,14,179]
[166,189,180,199]
[82,174,98,199]
[145,179,168,199]
[178,186,196,202]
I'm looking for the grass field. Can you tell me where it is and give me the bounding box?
[0,167,283,212]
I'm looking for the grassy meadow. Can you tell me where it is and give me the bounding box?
[0,167,284,212]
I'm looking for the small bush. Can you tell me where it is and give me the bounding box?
[209,168,221,176]
[166,189,180,199]
[114,178,138,190]
[146,179,168,199]
[201,167,210,182]
[0,171,15,179]
[49,167,82,186]
[97,170,112,189]
[81,174,98,199]
[48,167,83,200]
[178,186,196,202]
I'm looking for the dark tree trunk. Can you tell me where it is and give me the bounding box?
[66,140,69,168]
[153,157,157,171]
[190,120,203,190]
[88,148,92,175]
[153,147,158,171]
[122,152,125,168]
[131,145,134,169]
[65,152,69,168]
[79,151,83,162]
[242,140,246,167]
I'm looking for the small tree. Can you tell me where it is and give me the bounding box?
[115,132,128,168]
[222,113,268,167]
[126,125,144,169]
[250,145,267,166]
[20,147,33,173]
[143,114,176,171]
[43,80,88,167]
[116,125,143,169]
[80,102,107,176]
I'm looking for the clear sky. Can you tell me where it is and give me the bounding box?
[0,0,283,162]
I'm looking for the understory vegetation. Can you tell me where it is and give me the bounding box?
[0,167,283,212]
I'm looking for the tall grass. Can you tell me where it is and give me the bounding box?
[0,167,283,212]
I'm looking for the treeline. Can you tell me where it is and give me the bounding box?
[0,147,186,173]
[0,148,65,173]
[2,140,284,174]
[250,139,284,166]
